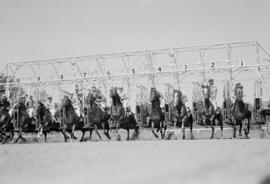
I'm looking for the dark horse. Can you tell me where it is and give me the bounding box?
[80,91,111,142]
[0,97,13,144]
[56,96,79,142]
[12,98,35,143]
[172,90,193,139]
[232,85,251,138]
[149,87,166,139]
[33,101,53,142]
[110,87,139,140]
[201,84,223,139]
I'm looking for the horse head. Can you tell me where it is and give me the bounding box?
[173,90,182,107]
[202,84,210,100]
[235,84,243,101]
[110,87,122,106]
[61,96,72,110]
[149,87,160,104]
[86,91,96,106]
[33,101,45,118]
[109,87,117,98]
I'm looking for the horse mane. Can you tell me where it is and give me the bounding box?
[112,92,122,106]
[235,99,246,112]
[173,90,183,111]
[204,98,211,109]
[61,97,75,112]
[150,88,161,107]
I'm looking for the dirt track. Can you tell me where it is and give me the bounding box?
[1,127,270,184]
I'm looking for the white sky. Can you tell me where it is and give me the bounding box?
[0,0,270,68]
[0,0,270,106]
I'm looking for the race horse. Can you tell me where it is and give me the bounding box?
[201,84,223,139]
[33,101,53,142]
[232,84,251,138]
[172,90,193,139]
[80,91,111,142]
[0,97,13,144]
[149,87,166,139]
[56,96,80,142]
[12,98,35,143]
[110,87,139,140]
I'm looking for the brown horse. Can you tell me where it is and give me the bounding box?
[149,87,166,139]
[57,96,79,142]
[12,98,35,143]
[201,84,223,139]
[80,91,111,141]
[172,90,193,139]
[33,101,53,142]
[110,87,139,140]
[0,97,13,144]
[232,86,251,138]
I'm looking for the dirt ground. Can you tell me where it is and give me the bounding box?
[0,127,270,184]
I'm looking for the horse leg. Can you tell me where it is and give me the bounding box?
[244,118,249,138]
[159,121,164,139]
[94,125,102,141]
[107,129,111,140]
[135,126,139,139]
[163,122,167,139]
[105,124,111,140]
[232,118,236,138]
[2,134,9,144]
[210,118,214,139]
[61,129,69,142]
[203,115,208,128]
[14,128,26,143]
[71,124,77,140]
[19,134,27,142]
[10,130,14,141]
[239,121,242,137]
[102,122,111,140]
[39,127,43,138]
[43,131,47,142]
[89,129,93,140]
[14,135,20,144]
[126,128,130,140]
[156,125,160,133]
[190,119,194,140]
[181,121,185,140]
[220,117,223,139]
[37,126,41,138]
[80,130,86,142]
[151,121,158,138]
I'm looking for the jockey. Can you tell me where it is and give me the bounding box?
[0,96,10,109]
[25,95,33,108]
[232,82,244,111]
[16,95,27,111]
[233,82,244,100]
[45,96,53,111]
[208,79,218,111]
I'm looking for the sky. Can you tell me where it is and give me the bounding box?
[0,0,270,106]
[0,0,270,69]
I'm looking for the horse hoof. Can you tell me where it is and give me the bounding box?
[190,135,194,140]
[151,130,159,138]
